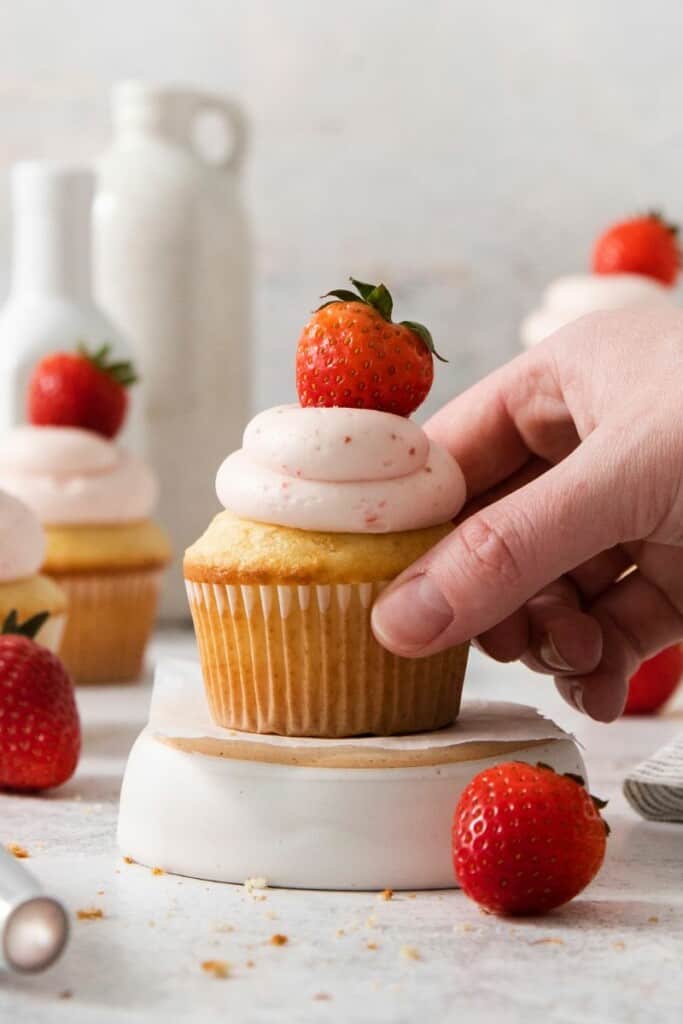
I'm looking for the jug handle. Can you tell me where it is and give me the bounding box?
[190,94,247,173]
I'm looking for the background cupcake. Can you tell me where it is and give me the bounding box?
[0,487,67,652]
[0,346,170,683]
[185,280,469,737]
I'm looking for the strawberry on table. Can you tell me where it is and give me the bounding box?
[592,212,680,286]
[0,610,81,791]
[452,761,608,916]
[623,645,683,716]
[27,343,137,439]
[296,277,445,417]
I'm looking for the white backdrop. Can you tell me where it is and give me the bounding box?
[1,0,682,418]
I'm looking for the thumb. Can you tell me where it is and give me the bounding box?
[371,433,635,657]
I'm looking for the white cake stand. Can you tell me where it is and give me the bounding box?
[118,660,585,891]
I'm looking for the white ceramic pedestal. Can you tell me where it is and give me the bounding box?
[117,660,585,891]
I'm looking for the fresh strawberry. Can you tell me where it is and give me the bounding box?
[623,645,683,715]
[452,761,608,916]
[27,343,137,439]
[592,212,680,285]
[0,611,80,791]
[295,277,445,417]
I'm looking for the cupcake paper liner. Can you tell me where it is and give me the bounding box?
[186,578,469,737]
[53,569,163,685]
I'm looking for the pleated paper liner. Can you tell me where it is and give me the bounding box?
[186,578,469,738]
[53,568,164,684]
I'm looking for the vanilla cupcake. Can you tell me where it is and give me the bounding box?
[0,488,67,651]
[0,426,170,684]
[185,405,469,737]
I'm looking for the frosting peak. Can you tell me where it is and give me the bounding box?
[520,273,675,348]
[216,405,466,533]
[0,488,45,582]
[0,426,158,525]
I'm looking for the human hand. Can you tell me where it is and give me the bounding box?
[371,308,683,721]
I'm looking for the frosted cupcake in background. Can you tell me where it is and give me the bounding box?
[0,346,170,684]
[521,211,680,347]
[0,488,67,651]
[185,279,470,738]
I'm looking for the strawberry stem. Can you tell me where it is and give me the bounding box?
[76,342,138,387]
[1,609,50,639]
[316,278,447,362]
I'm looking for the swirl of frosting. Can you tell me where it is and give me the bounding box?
[216,405,466,533]
[0,488,45,581]
[0,426,158,525]
[520,273,675,348]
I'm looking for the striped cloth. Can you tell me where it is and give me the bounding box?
[623,734,683,822]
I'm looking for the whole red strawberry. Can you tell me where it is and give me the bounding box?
[27,343,137,438]
[592,212,680,285]
[0,611,81,791]
[453,762,608,916]
[296,277,445,417]
[623,645,683,715]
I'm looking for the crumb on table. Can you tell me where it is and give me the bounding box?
[201,959,230,979]
[151,866,165,876]
[379,888,393,901]
[269,933,288,946]
[123,856,134,864]
[400,945,420,961]
[6,842,29,859]
[76,908,104,921]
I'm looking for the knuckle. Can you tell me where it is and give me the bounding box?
[455,512,528,589]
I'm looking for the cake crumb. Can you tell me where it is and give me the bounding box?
[335,928,345,937]
[244,876,268,894]
[407,893,417,899]
[365,914,378,929]
[400,945,420,961]
[367,941,379,951]
[648,915,659,924]
[58,990,73,1000]
[379,889,393,901]
[151,866,165,876]
[5,842,29,859]
[314,993,332,1002]
[76,907,104,921]
[613,941,626,951]
[148,921,156,928]
[245,959,255,969]
[529,937,564,946]
[213,923,235,934]
[454,922,476,934]
[265,910,278,920]
[201,959,230,979]
[123,856,134,864]
[96,890,105,896]
[269,933,288,946]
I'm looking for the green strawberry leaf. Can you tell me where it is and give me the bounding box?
[1,609,50,639]
[365,284,393,321]
[400,320,448,362]
[349,277,377,301]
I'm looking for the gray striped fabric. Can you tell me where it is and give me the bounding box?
[623,734,683,822]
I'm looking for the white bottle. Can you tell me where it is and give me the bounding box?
[0,163,133,431]
[94,82,250,619]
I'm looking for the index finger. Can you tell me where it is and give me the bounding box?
[424,342,579,498]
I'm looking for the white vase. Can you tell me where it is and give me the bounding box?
[94,82,250,620]
[0,162,133,433]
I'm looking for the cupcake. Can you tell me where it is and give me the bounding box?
[521,211,679,348]
[0,488,67,652]
[0,345,170,683]
[185,278,469,737]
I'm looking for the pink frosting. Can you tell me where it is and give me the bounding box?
[0,426,158,525]
[216,405,466,533]
[0,488,45,581]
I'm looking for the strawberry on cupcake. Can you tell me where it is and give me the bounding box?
[0,345,170,685]
[521,210,680,348]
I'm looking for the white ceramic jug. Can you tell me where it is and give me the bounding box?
[94,82,250,619]
[0,162,133,433]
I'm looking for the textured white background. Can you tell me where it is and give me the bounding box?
[2,0,683,416]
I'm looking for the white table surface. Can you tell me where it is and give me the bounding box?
[1,629,682,1024]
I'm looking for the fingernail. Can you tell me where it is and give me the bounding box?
[569,683,586,714]
[539,632,574,672]
[372,574,453,653]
